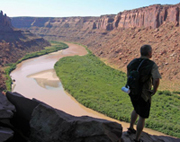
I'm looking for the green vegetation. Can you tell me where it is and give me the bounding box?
[54,48,180,138]
[5,41,68,91]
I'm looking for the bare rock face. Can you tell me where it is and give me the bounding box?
[0,10,13,31]
[30,103,122,142]
[115,4,180,29]
[0,11,50,90]
[122,131,180,142]
[0,93,15,120]
[0,127,14,142]
[11,3,180,32]
[0,93,15,141]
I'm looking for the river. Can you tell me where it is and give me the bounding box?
[10,42,165,135]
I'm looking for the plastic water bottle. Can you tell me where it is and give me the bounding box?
[121,86,130,94]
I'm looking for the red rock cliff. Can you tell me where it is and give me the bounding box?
[114,4,180,29]
[10,3,180,91]
[11,3,180,30]
[0,10,13,31]
[0,11,50,90]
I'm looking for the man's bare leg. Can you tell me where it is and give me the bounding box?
[130,110,138,129]
[135,116,145,141]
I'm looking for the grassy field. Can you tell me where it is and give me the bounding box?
[5,41,68,91]
[54,46,180,138]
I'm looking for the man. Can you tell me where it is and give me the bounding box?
[127,45,161,142]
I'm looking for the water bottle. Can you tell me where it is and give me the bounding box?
[121,86,130,94]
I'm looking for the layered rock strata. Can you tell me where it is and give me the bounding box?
[11,3,180,30]
[10,3,180,90]
[0,11,50,90]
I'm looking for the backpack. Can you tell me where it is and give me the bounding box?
[127,58,155,100]
[126,59,145,97]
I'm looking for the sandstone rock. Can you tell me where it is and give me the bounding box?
[0,11,13,31]
[122,131,180,142]
[0,93,15,141]
[0,127,14,142]
[30,103,122,142]
[12,4,180,32]
[0,11,50,90]
[0,93,15,119]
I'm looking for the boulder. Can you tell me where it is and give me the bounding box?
[29,103,123,142]
[0,93,15,119]
[0,127,14,142]
[0,93,15,141]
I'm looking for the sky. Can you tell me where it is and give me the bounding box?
[1,0,180,17]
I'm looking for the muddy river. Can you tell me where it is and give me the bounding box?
[10,42,165,135]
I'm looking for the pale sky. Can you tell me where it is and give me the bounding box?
[1,0,180,17]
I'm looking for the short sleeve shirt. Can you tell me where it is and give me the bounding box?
[141,61,161,102]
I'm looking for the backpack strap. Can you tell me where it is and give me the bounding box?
[137,59,145,72]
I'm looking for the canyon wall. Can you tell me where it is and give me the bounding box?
[12,3,180,30]
[10,3,180,90]
[0,11,50,90]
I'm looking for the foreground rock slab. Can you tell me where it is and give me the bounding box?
[0,127,14,142]
[122,131,180,142]
[0,93,15,119]
[0,93,15,141]
[30,103,123,142]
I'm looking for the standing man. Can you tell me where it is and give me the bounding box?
[127,45,161,142]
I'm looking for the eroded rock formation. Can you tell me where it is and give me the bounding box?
[12,3,180,30]
[0,11,50,90]
[30,103,122,142]
[10,3,180,90]
[0,92,15,141]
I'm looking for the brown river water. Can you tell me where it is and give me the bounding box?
[10,43,165,135]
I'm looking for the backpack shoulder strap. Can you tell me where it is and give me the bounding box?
[137,59,145,72]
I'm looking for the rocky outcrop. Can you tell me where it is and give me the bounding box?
[0,92,123,142]
[1,92,180,142]
[30,103,122,142]
[0,11,12,31]
[114,4,180,29]
[0,92,15,141]
[122,131,180,142]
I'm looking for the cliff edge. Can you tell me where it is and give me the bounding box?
[1,92,180,142]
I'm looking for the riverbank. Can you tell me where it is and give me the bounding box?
[5,41,68,91]
[54,43,180,138]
